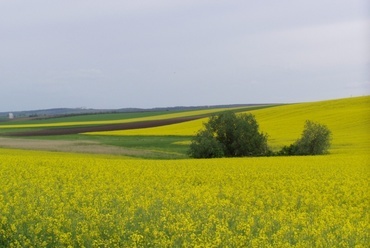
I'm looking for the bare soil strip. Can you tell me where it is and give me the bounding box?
[0,137,166,157]
[4,116,203,137]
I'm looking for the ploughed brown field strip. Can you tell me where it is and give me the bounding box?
[4,116,204,136]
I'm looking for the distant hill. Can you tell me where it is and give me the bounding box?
[0,108,112,120]
[0,104,267,121]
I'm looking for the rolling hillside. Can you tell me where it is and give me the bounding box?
[87,96,370,154]
[252,96,370,154]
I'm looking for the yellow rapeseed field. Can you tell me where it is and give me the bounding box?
[252,96,370,154]
[1,96,369,247]
[0,148,368,247]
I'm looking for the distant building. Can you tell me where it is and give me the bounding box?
[8,113,14,119]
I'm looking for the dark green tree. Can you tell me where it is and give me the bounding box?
[188,112,270,158]
[278,120,332,155]
[294,120,332,155]
[187,129,224,158]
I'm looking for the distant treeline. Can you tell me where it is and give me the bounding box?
[0,104,271,120]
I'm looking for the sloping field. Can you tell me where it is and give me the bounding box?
[1,96,369,246]
[0,107,248,130]
[0,106,264,137]
[90,96,370,154]
[4,116,203,136]
[85,118,207,136]
[252,96,370,154]
[0,148,368,247]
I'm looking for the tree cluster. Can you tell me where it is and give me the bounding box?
[188,112,331,159]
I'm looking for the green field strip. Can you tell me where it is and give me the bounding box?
[82,105,276,136]
[0,110,186,125]
[0,106,255,129]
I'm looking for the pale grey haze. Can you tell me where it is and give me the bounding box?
[1,0,369,112]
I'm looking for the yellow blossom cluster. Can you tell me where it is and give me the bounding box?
[1,149,368,247]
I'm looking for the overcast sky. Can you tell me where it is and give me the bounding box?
[1,0,369,112]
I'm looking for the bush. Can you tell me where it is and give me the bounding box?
[188,129,224,158]
[188,112,270,158]
[279,120,332,155]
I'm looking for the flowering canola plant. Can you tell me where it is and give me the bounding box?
[0,148,369,247]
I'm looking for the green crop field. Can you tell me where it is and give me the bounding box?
[0,106,257,130]
[0,111,182,125]
[0,96,369,246]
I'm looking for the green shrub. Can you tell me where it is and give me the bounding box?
[279,120,332,155]
[188,129,224,158]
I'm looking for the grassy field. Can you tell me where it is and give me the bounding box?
[0,96,369,246]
